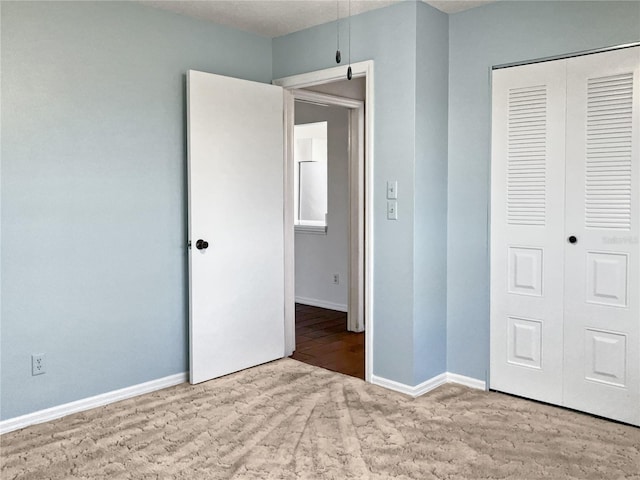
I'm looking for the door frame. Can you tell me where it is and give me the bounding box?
[289,88,364,334]
[274,60,374,382]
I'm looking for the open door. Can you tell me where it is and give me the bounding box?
[187,70,285,384]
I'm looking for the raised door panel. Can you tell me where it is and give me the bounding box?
[490,60,567,404]
[563,47,640,426]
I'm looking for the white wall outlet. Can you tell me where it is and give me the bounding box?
[387,201,398,220]
[386,180,398,199]
[332,273,340,284]
[32,353,46,376]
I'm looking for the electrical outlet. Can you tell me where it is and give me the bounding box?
[32,353,46,376]
[332,274,340,284]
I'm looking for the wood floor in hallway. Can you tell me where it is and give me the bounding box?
[290,303,365,380]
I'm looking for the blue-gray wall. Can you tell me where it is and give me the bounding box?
[274,1,450,386]
[0,1,272,420]
[447,1,640,380]
[275,1,421,385]
[3,0,639,421]
[413,2,449,383]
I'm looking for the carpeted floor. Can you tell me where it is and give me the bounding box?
[1,359,639,479]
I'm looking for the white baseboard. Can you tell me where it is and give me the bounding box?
[371,372,486,398]
[0,372,188,435]
[295,296,347,313]
[371,373,448,397]
[0,370,486,435]
[447,372,487,390]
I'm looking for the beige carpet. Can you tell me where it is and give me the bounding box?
[1,359,638,479]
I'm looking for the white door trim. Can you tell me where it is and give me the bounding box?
[282,89,296,361]
[274,60,374,383]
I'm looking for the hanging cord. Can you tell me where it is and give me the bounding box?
[335,0,341,63]
[347,0,352,80]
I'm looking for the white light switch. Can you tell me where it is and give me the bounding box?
[386,180,398,199]
[387,201,398,220]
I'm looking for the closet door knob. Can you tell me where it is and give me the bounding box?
[568,235,577,244]
[196,239,209,250]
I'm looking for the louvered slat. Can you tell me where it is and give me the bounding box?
[585,72,633,230]
[507,85,547,226]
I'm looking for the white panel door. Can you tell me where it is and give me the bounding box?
[563,47,640,425]
[490,60,567,404]
[187,70,285,384]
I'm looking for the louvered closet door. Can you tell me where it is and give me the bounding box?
[563,47,640,426]
[490,60,567,404]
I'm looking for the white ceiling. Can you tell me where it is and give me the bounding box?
[140,0,497,38]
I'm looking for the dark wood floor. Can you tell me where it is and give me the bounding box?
[290,303,365,380]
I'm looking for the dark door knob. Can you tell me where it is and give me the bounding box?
[196,239,209,250]
[568,236,577,244]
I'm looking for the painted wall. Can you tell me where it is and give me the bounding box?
[274,1,451,386]
[0,1,272,420]
[447,1,640,380]
[413,2,449,383]
[5,0,634,421]
[294,102,349,311]
[274,2,419,385]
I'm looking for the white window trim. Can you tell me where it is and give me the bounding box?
[294,223,327,235]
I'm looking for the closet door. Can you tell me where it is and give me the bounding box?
[563,47,640,426]
[490,61,567,404]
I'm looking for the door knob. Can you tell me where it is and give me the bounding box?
[196,239,209,250]
[568,235,577,244]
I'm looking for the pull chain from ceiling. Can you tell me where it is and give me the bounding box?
[335,0,341,63]
[347,0,352,80]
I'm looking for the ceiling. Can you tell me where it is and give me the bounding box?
[140,0,497,38]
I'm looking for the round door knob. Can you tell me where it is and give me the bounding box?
[196,239,209,250]
[568,235,577,244]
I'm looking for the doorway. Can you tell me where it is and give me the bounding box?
[291,304,365,378]
[274,61,374,382]
[291,93,364,379]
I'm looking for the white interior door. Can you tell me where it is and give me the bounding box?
[490,60,567,405]
[563,47,640,425]
[187,70,285,385]
[491,46,640,426]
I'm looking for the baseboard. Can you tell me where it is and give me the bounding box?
[371,372,486,398]
[0,370,486,435]
[371,373,448,397]
[446,372,487,391]
[0,372,188,435]
[295,296,347,313]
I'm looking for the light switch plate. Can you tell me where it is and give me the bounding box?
[387,201,398,220]
[386,181,398,199]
